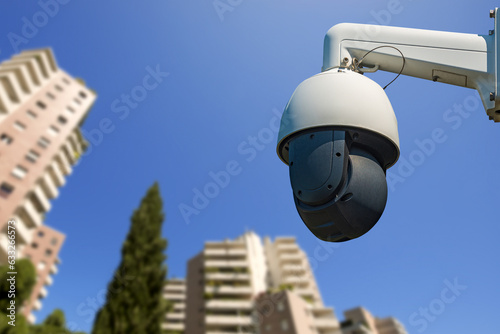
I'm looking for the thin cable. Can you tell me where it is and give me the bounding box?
[357,45,406,90]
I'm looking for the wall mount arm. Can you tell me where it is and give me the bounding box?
[322,8,500,122]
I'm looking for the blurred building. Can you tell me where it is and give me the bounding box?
[21,225,65,322]
[164,232,341,334]
[163,278,187,333]
[0,48,96,322]
[341,307,407,334]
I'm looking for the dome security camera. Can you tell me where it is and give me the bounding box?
[277,14,500,242]
[277,70,399,242]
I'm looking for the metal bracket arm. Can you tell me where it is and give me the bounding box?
[322,8,500,122]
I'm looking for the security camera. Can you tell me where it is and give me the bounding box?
[277,13,500,242]
[277,70,399,242]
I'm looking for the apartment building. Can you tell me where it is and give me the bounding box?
[163,278,187,333]
[0,48,96,321]
[341,307,407,334]
[168,232,341,334]
[21,225,65,322]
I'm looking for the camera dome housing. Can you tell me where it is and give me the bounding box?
[277,70,400,242]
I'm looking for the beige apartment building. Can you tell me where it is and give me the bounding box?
[341,307,407,334]
[165,232,342,334]
[164,278,187,333]
[21,225,65,321]
[0,48,96,321]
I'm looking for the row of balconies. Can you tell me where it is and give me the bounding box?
[0,49,57,114]
[2,130,86,254]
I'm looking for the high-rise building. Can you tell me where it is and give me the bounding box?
[341,307,407,334]
[163,278,187,333]
[21,225,65,323]
[0,48,96,321]
[168,232,342,334]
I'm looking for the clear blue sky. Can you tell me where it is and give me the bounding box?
[1,1,499,333]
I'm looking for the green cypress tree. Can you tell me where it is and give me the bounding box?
[92,183,168,334]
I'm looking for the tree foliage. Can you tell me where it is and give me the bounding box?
[92,183,168,334]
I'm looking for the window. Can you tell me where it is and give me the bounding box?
[277,301,285,312]
[36,101,47,109]
[47,125,59,137]
[265,324,272,331]
[62,77,71,85]
[1,133,13,144]
[65,106,75,115]
[0,182,14,197]
[26,150,40,163]
[57,116,68,125]
[31,242,38,249]
[55,84,63,92]
[45,249,53,257]
[46,92,56,100]
[38,137,50,148]
[50,238,58,246]
[38,231,44,237]
[27,110,37,118]
[11,165,28,179]
[73,98,81,105]
[79,91,87,99]
[13,121,26,131]
[281,320,289,331]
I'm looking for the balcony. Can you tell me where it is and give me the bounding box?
[205,285,252,296]
[41,172,59,199]
[314,318,340,330]
[49,161,66,187]
[165,313,184,321]
[295,288,315,298]
[45,275,53,286]
[19,199,43,228]
[49,264,58,275]
[33,185,51,213]
[205,272,250,281]
[204,248,247,258]
[279,253,303,265]
[205,260,248,268]
[32,299,42,311]
[161,323,184,331]
[205,315,253,326]
[164,285,186,293]
[281,264,306,275]
[27,314,36,324]
[276,243,299,253]
[56,152,72,175]
[205,300,253,310]
[10,215,33,246]
[63,142,76,165]
[164,293,185,301]
[38,286,48,299]
[173,303,185,311]
[283,275,309,287]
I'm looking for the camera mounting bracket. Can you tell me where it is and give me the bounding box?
[321,8,500,122]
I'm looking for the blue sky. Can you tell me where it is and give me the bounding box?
[1,1,499,333]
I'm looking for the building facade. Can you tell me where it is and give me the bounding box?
[21,225,65,322]
[341,307,407,334]
[0,48,96,321]
[164,278,187,333]
[165,232,342,334]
